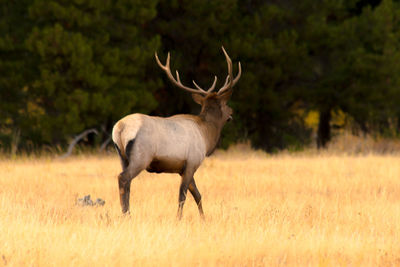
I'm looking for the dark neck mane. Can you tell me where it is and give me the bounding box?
[198,102,225,156]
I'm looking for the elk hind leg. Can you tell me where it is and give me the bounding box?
[118,140,148,214]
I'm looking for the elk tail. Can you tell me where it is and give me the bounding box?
[112,115,142,168]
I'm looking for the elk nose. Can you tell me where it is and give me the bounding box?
[227,115,233,122]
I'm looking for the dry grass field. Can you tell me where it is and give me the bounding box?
[1,146,400,266]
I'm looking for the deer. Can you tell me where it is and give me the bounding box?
[112,47,241,219]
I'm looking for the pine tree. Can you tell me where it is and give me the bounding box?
[304,0,400,147]
[25,0,160,145]
[0,0,35,151]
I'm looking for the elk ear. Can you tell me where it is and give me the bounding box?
[192,94,204,105]
[217,90,233,102]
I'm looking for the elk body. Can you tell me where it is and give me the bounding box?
[112,47,241,218]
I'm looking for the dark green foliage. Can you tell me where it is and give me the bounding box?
[0,0,36,151]
[303,0,400,146]
[228,3,312,151]
[25,0,160,145]
[1,0,400,152]
[151,0,238,115]
[1,0,159,148]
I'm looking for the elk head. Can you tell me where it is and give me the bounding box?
[155,47,241,128]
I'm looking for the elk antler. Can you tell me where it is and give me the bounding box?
[155,47,241,96]
[216,46,241,96]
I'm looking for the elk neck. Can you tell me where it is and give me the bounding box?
[197,100,226,156]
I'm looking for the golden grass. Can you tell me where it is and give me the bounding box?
[1,149,400,266]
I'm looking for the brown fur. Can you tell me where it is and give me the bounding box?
[112,48,240,218]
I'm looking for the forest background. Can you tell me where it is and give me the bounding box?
[1,0,399,153]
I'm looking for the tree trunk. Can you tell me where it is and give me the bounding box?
[317,108,331,149]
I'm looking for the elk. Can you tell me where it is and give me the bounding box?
[112,47,241,219]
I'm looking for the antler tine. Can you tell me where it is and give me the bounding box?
[166,52,171,68]
[154,52,164,69]
[232,62,241,87]
[155,52,208,95]
[221,62,241,88]
[217,47,241,95]
[222,46,233,77]
[217,46,233,95]
[192,80,207,93]
[222,75,230,88]
[175,70,207,94]
[176,70,204,92]
[207,76,218,92]
[175,70,183,84]
[193,76,218,93]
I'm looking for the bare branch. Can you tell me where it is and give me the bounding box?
[60,128,98,159]
[99,136,112,152]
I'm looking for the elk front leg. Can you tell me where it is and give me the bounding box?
[177,180,189,220]
[188,178,204,219]
[177,168,196,220]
